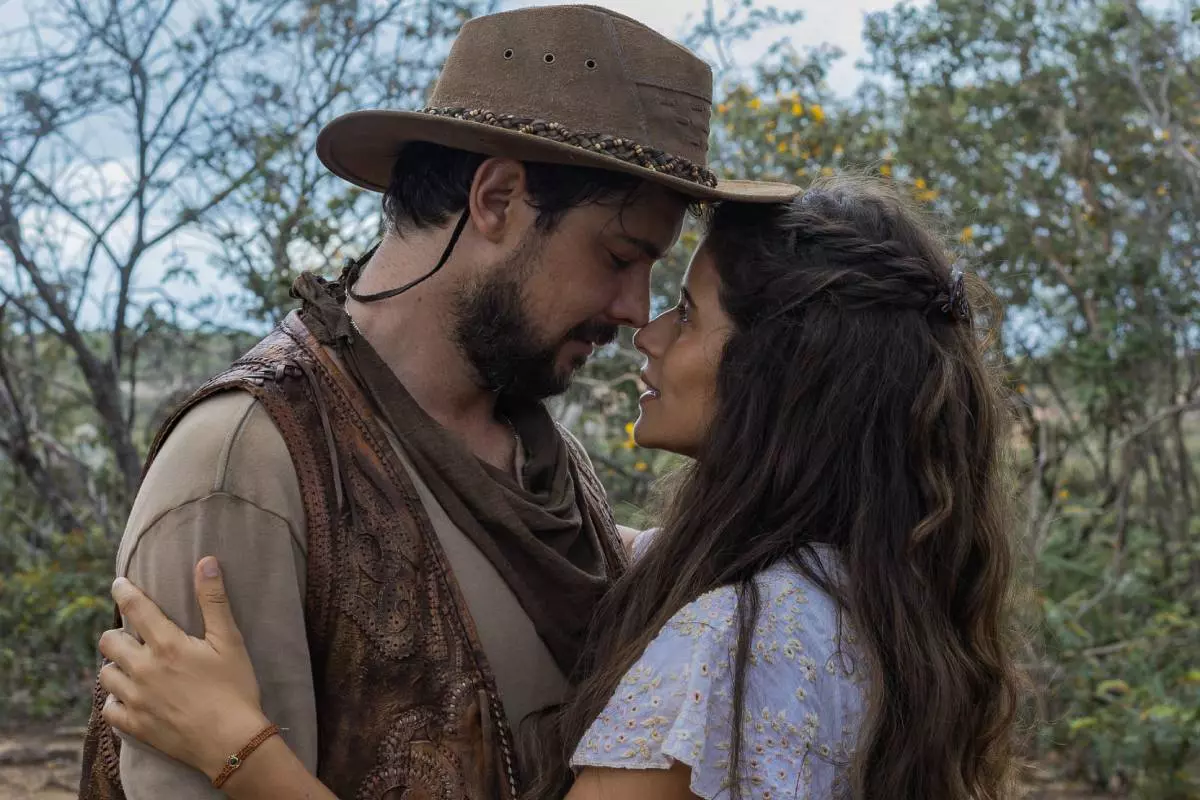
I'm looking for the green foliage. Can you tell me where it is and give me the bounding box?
[0,528,113,721]
[1038,523,1200,797]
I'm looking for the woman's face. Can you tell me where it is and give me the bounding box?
[632,242,733,459]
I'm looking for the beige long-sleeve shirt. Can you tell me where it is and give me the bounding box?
[114,389,568,798]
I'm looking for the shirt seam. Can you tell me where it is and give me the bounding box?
[122,491,306,570]
[213,394,261,494]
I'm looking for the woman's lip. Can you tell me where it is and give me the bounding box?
[638,373,660,394]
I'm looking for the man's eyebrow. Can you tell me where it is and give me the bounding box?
[616,234,668,261]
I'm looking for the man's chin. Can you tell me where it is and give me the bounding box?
[493,347,589,402]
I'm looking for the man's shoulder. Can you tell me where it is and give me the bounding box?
[149,390,274,485]
[126,390,300,540]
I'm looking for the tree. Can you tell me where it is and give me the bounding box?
[0,0,490,542]
[866,1,1200,792]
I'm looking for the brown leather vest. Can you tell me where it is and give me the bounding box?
[79,312,625,799]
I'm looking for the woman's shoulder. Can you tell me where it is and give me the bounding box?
[663,551,847,651]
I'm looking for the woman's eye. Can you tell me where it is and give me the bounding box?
[609,253,634,270]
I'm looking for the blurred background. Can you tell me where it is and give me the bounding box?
[0,0,1197,797]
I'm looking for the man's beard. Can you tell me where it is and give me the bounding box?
[451,247,617,402]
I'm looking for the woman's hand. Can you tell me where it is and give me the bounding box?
[99,557,271,782]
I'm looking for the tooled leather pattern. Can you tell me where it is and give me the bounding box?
[233,314,514,799]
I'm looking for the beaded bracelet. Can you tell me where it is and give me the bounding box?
[211,722,281,789]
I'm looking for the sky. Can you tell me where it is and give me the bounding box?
[0,0,914,93]
[504,0,911,95]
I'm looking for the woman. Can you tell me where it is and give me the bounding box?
[98,176,1023,799]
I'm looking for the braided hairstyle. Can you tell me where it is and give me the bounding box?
[524,175,1022,800]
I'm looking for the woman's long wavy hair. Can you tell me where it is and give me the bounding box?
[523,175,1023,799]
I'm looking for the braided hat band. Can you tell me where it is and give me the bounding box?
[420,107,719,189]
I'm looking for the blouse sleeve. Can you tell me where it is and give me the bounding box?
[630,527,658,560]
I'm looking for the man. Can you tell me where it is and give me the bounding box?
[78,5,794,798]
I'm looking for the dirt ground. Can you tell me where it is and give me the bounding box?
[0,725,1114,800]
[0,727,84,800]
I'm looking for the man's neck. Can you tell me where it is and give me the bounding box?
[344,234,516,469]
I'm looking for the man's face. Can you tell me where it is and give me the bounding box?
[452,182,687,401]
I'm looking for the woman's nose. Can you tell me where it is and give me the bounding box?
[632,325,648,356]
[633,311,668,357]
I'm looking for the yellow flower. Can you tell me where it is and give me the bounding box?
[1156,185,1168,197]
[777,141,788,153]
[879,163,892,177]
[833,144,844,157]
[914,177,927,190]
[716,103,728,115]
[821,166,834,177]
[748,97,762,110]
[1058,488,1070,501]
[766,132,776,144]
[799,149,811,160]
[634,461,648,472]
[791,102,803,116]
[960,227,974,243]
[623,420,638,449]
[916,189,939,203]
[810,104,825,122]
[1017,383,1028,394]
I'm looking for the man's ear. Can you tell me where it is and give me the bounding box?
[468,158,528,244]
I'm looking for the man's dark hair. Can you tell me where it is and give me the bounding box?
[382,141,651,233]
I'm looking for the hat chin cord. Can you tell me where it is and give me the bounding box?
[347,210,471,303]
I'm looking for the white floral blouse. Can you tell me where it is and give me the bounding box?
[570,543,866,799]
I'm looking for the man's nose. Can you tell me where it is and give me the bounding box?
[608,264,653,329]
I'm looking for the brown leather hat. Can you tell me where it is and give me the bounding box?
[316,4,798,203]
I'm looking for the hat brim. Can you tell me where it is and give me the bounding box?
[316,110,800,204]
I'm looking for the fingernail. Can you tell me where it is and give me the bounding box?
[201,558,220,578]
